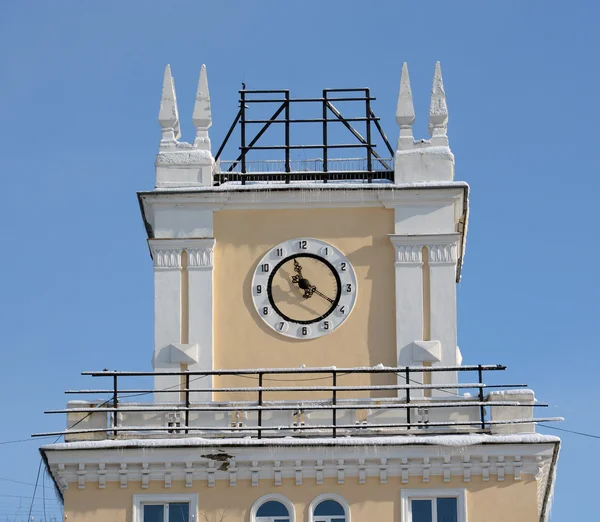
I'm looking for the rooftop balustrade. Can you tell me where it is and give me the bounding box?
[33,365,562,442]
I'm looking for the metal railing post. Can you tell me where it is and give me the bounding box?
[284,92,290,182]
[112,375,118,437]
[185,373,190,434]
[332,371,337,438]
[240,91,246,182]
[322,90,328,182]
[405,367,411,429]
[258,373,263,439]
[365,89,372,182]
[478,365,486,430]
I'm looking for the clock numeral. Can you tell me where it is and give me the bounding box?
[256,285,262,294]
[261,263,270,273]
[301,326,308,336]
[339,305,346,315]
[298,240,308,250]
[276,248,284,256]
[345,283,352,293]
[262,306,270,316]
[322,321,330,331]
[340,262,347,272]
[276,321,290,332]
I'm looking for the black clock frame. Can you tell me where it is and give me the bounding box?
[266,253,342,325]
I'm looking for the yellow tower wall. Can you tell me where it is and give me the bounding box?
[63,475,540,522]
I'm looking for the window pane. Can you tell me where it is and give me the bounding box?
[411,500,432,522]
[436,498,457,522]
[168,503,189,522]
[143,505,164,522]
[257,501,289,517]
[314,500,345,516]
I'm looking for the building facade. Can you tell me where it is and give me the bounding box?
[38,62,560,522]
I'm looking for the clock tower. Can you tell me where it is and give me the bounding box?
[38,62,561,522]
[140,62,465,403]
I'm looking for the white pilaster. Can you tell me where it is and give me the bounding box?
[389,233,461,397]
[427,234,461,396]
[149,238,216,403]
[187,238,215,403]
[149,240,183,402]
[388,236,423,398]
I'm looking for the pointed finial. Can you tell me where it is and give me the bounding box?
[193,64,212,150]
[396,62,415,138]
[428,61,448,143]
[158,65,181,147]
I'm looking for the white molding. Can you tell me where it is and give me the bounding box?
[400,488,467,522]
[139,184,467,212]
[133,493,198,522]
[251,493,295,522]
[308,493,351,522]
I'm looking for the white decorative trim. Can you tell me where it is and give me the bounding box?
[45,441,557,499]
[394,244,423,265]
[165,462,172,488]
[119,463,127,488]
[428,242,458,265]
[308,493,351,522]
[389,233,460,266]
[77,463,85,489]
[185,462,193,487]
[148,239,216,270]
[187,247,214,269]
[98,463,106,489]
[151,248,182,269]
[133,494,198,522]
[251,494,295,522]
[141,463,149,489]
[400,488,467,522]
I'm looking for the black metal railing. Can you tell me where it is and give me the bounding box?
[213,88,395,185]
[33,365,563,441]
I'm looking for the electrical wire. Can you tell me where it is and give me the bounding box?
[26,460,43,522]
[538,424,600,440]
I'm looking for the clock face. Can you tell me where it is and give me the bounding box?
[252,238,357,339]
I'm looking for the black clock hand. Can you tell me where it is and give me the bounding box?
[292,259,304,285]
[311,287,334,304]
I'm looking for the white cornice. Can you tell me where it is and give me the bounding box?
[43,440,556,515]
[389,233,460,266]
[148,239,215,270]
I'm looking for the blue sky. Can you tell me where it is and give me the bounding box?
[0,1,598,520]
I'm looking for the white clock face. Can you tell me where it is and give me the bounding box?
[251,238,357,339]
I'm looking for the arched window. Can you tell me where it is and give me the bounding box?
[309,495,349,522]
[251,495,295,522]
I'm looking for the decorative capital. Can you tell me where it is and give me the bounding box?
[389,234,460,266]
[150,247,182,270]
[428,242,458,265]
[394,244,423,265]
[149,239,215,270]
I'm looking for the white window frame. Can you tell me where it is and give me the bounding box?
[308,494,350,522]
[400,489,467,522]
[250,493,296,522]
[133,494,198,522]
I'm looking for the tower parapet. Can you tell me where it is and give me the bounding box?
[156,65,215,188]
[394,62,454,183]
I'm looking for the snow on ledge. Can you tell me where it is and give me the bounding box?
[141,180,469,194]
[42,433,559,452]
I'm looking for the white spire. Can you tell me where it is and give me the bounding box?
[192,64,212,150]
[158,65,181,147]
[396,62,415,138]
[428,61,448,144]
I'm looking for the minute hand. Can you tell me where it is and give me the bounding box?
[312,288,334,304]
